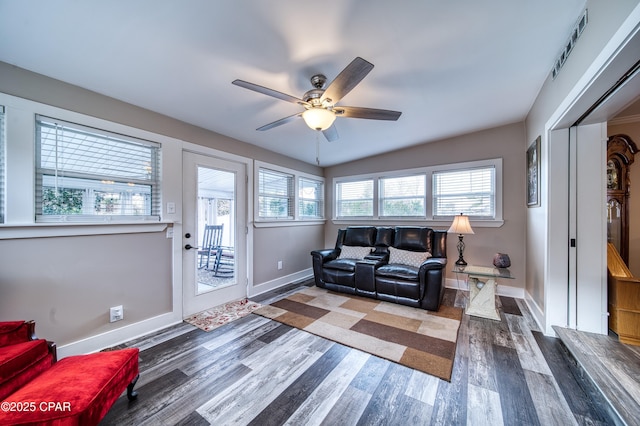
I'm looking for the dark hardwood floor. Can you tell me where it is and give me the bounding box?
[101,282,618,425]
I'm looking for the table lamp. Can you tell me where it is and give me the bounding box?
[448,213,474,266]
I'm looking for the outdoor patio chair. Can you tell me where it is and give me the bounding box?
[198,224,224,270]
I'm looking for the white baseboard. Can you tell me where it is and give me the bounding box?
[249,268,313,298]
[57,311,182,359]
[446,276,468,291]
[445,277,525,299]
[59,269,314,358]
[524,291,547,335]
[497,285,525,299]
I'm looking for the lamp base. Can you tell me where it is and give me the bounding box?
[456,234,467,266]
[455,258,468,266]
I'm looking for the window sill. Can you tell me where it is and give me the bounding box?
[253,219,325,228]
[331,219,504,228]
[0,222,171,240]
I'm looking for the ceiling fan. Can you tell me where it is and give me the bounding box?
[232,57,402,142]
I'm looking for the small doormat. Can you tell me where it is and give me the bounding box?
[185,298,263,332]
[253,287,462,381]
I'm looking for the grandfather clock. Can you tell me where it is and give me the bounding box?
[607,134,637,265]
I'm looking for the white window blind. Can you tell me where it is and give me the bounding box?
[0,106,4,223]
[35,116,161,221]
[379,174,426,217]
[258,168,294,219]
[299,177,324,219]
[433,166,495,218]
[336,179,374,217]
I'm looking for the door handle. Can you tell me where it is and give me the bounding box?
[185,244,200,250]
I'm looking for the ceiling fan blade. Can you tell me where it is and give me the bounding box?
[256,112,302,131]
[335,106,402,121]
[232,79,304,105]
[322,125,339,142]
[321,57,374,104]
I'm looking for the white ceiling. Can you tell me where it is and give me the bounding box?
[0,0,587,166]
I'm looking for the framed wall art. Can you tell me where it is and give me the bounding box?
[527,136,541,207]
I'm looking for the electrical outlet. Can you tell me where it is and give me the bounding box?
[277,260,283,270]
[109,305,124,323]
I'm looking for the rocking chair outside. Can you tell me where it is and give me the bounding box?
[198,224,223,271]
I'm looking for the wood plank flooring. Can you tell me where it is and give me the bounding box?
[552,326,640,425]
[101,282,617,425]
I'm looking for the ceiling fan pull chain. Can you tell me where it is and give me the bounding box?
[315,131,320,166]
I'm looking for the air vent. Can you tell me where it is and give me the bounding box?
[552,9,588,80]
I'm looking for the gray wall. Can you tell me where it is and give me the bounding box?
[524,0,640,311]
[324,123,527,292]
[253,224,324,284]
[0,232,172,346]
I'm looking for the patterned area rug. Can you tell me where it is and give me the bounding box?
[185,299,263,332]
[254,286,462,381]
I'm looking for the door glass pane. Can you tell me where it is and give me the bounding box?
[196,166,236,294]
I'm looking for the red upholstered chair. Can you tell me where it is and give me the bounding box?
[0,348,139,426]
[0,321,139,425]
[0,321,56,401]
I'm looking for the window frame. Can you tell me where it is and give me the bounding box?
[432,165,496,220]
[0,105,5,224]
[254,161,325,226]
[34,115,162,223]
[257,166,295,220]
[298,176,325,220]
[335,178,375,219]
[0,91,182,238]
[333,158,503,226]
[378,173,427,219]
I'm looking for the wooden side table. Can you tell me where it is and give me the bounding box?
[453,265,514,321]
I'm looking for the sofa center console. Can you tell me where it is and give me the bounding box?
[355,258,383,297]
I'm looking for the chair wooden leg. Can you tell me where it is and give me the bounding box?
[127,374,139,401]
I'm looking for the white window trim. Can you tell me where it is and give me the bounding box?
[0,105,5,224]
[333,158,503,227]
[254,160,325,227]
[335,177,375,220]
[378,173,427,219]
[0,92,183,237]
[35,115,162,222]
[299,176,325,220]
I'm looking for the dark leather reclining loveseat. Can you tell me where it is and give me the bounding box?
[311,226,447,311]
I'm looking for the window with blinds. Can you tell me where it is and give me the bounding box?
[299,177,324,219]
[35,116,161,221]
[336,179,374,217]
[258,167,294,219]
[379,174,426,217]
[0,106,4,223]
[433,166,495,218]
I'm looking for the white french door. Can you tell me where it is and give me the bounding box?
[182,151,247,316]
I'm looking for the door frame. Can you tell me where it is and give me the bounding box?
[539,8,640,335]
[176,143,253,318]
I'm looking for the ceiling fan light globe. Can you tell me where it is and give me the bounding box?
[302,108,336,131]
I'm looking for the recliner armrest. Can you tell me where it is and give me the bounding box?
[420,257,447,271]
[311,249,338,263]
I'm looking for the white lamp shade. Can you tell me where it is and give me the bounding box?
[302,108,336,131]
[448,214,474,234]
